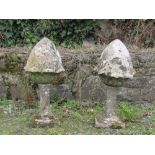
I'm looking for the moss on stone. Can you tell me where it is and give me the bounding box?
[100,74,125,87]
[4,53,22,72]
[30,72,66,84]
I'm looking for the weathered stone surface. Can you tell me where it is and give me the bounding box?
[1,73,21,99]
[96,40,136,128]
[118,87,142,103]
[95,116,125,129]
[0,58,5,71]
[123,77,148,88]
[81,76,106,105]
[134,67,155,77]
[133,52,155,68]
[0,74,3,83]
[2,73,19,85]
[0,46,155,105]
[9,85,22,100]
[0,73,35,105]
[94,84,125,129]
[39,84,52,117]
[24,37,65,73]
[0,75,7,98]
[24,38,66,127]
[50,84,73,99]
[71,65,94,104]
[97,39,135,78]
[33,84,54,127]
[0,48,28,73]
[100,75,125,87]
[29,114,54,128]
[30,72,66,85]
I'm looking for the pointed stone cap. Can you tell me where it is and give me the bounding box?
[97,39,135,78]
[24,37,65,73]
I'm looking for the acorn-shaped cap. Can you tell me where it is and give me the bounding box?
[97,39,135,78]
[24,37,65,73]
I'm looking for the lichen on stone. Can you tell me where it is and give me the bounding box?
[24,37,65,73]
[97,39,135,79]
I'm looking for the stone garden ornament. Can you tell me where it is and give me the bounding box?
[24,37,65,127]
[95,39,135,128]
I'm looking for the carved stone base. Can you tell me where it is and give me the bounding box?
[29,114,54,128]
[35,116,54,128]
[95,116,125,129]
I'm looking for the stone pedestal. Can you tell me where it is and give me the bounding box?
[95,86,125,129]
[96,39,135,128]
[104,86,125,128]
[25,37,65,128]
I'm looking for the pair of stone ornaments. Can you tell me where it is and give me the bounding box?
[25,37,135,128]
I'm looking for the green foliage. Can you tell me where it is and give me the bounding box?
[1,19,155,48]
[51,95,59,104]
[117,102,143,122]
[0,98,10,106]
[64,100,76,109]
[50,95,60,109]
[20,115,29,123]
[93,103,102,112]
[73,111,82,119]
[0,19,98,48]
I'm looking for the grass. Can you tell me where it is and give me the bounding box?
[117,102,143,122]
[0,99,155,135]
[0,98,10,107]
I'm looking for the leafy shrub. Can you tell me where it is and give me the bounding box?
[117,102,143,122]
[0,19,98,48]
[1,19,154,48]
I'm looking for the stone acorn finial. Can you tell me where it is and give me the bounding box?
[24,37,65,85]
[24,37,65,73]
[95,39,135,129]
[25,37,65,127]
[97,39,135,79]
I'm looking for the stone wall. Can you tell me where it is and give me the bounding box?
[0,46,155,105]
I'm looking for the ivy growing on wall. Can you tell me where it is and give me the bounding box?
[1,19,154,48]
[0,19,99,48]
